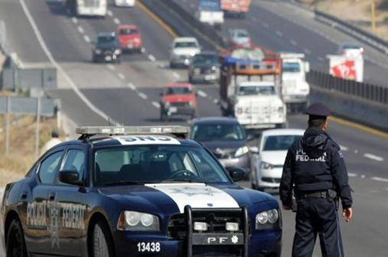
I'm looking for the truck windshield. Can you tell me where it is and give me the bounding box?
[94,144,231,185]
[282,62,301,73]
[199,0,221,11]
[238,85,275,96]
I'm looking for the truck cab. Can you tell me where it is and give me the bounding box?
[280,52,310,113]
[195,0,224,29]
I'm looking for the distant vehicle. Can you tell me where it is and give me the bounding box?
[92,32,121,63]
[228,29,252,47]
[169,37,201,68]
[1,125,282,257]
[189,117,253,180]
[116,25,144,53]
[220,0,251,18]
[188,51,220,83]
[114,0,135,7]
[250,128,304,191]
[160,82,198,121]
[66,0,107,17]
[195,0,224,29]
[338,43,364,58]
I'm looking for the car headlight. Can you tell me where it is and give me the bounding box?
[95,49,101,54]
[235,146,249,157]
[259,161,274,170]
[255,209,280,229]
[114,49,121,55]
[117,211,160,231]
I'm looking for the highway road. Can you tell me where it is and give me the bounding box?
[0,0,387,256]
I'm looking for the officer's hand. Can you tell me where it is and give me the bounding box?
[282,204,291,210]
[342,207,353,222]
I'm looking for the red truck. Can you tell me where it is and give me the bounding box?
[160,83,198,121]
[116,25,144,53]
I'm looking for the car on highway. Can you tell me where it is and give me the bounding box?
[228,28,252,47]
[250,128,304,191]
[159,82,198,121]
[114,0,135,7]
[92,32,122,63]
[169,37,201,68]
[1,125,282,257]
[337,43,364,58]
[188,51,220,84]
[116,25,144,53]
[189,117,253,180]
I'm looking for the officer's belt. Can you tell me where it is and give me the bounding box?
[297,191,328,199]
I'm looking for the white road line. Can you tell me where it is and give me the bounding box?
[72,17,78,24]
[348,173,357,177]
[118,73,125,80]
[107,10,113,16]
[77,26,84,34]
[290,40,297,46]
[138,92,148,99]
[148,54,156,62]
[114,18,120,25]
[213,98,219,104]
[364,153,384,162]
[19,0,118,125]
[172,72,180,79]
[127,83,136,90]
[340,145,348,151]
[317,56,325,62]
[84,35,90,43]
[197,90,207,98]
[262,22,269,28]
[303,48,311,55]
[276,31,283,37]
[107,64,115,70]
[152,101,160,108]
[371,177,388,183]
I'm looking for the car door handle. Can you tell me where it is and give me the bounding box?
[49,193,56,200]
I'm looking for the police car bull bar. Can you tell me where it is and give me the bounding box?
[184,205,249,257]
[76,125,190,139]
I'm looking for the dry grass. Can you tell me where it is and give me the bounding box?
[299,0,388,40]
[0,104,64,187]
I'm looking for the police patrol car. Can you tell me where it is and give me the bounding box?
[1,126,282,257]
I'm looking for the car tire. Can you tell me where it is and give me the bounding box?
[6,219,27,257]
[91,220,113,257]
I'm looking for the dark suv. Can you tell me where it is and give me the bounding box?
[188,51,220,84]
[92,32,122,63]
[189,117,252,179]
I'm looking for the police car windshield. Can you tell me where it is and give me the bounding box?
[263,135,303,151]
[94,143,231,186]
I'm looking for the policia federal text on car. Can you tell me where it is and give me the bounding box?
[279,102,353,257]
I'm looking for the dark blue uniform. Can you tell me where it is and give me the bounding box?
[279,103,353,257]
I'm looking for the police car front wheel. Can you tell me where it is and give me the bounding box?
[6,219,27,257]
[91,220,114,257]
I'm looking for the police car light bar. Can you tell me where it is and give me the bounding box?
[76,126,190,136]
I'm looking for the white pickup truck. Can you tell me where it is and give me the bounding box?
[195,0,224,29]
[280,52,310,113]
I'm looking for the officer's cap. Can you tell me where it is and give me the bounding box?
[305,102,330,119]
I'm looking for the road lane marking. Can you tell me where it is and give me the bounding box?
[317,56,325,61]
[77,26,84,34]
[148,54,156,61]
[152,102,160,108]
[363,153,384,162]
[276,31,283,37]
[340,145,348,151]
[172,72,180,79]
[114,18,120,25]
[127,83,136,90]
[303,48,311,55]
[84,35,90,43]
[197,90,207,98]
[138,92,148,99]
[371,177,388,183]
[20,0,119,125]
[290,40,297,46]
[72,17,78,24]
[137,0,177,38]
[118,73,125,80]
[348,173,357,177]
[107,64,115,70]
[107,10,113,16]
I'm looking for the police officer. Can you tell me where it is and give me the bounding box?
[279,102,353,257]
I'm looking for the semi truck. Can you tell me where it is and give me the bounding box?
[219,46,287,131]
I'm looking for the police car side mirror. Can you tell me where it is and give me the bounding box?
[59,170,82,186]
[226,167,246,182]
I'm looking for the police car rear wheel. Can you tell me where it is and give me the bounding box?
[6,219,27,257]
[91,221,113,257]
